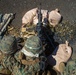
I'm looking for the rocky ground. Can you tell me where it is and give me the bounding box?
[0,0,76,61]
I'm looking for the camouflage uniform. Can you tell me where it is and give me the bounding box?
[61,59,76,75]
[0,35,27,75]
[14,35,47,75]
[0,35,46,75]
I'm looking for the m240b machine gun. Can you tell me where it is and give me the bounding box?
[36,8,55,51]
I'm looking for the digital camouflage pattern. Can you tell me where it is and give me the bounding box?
[14,35,46,75]
[14,51,47,75]
[14,51,41,73]
[0,54,35,75]
[0,35,28,75]
[24,35,43,54]
[0,50,42,75]
[0,35,46,75]
[0,35,17,54]
[61,59,76,75]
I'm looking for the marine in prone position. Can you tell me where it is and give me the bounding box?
[0,35,47,75]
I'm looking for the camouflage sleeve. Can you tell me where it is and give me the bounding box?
[14,51,25,63]
[12,62,40,75]
[0,65,11,75]
[62,60,76,75]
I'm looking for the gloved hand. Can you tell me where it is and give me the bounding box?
[47,41,72,72]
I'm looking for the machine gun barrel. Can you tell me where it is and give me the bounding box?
[36,8,43,39]
[36,8,55,49]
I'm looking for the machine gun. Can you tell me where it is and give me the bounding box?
[0,13,14,39]
[36,8,43,39]
[36,8,55,50]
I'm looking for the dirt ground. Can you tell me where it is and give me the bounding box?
[0,0,76,59]
[0,0,76,27]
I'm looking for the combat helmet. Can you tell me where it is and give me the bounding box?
[0,35,17,54]
[21,35,43,57]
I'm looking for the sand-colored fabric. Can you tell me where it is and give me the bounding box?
[22,8,61,27]
[22,8,38,26]
[48,9,61,27]
[47,41,72,72]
